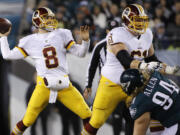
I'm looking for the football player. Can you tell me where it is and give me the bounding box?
[81,4,179,135]
[0,7,92,135]
[84,20,134,135]
[120,69,180,135]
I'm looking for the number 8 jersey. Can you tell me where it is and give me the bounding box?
[130,71,180,128]
[16,28,76,77]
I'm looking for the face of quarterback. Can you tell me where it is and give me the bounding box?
[32,7,58,32]
[122,4,149,35]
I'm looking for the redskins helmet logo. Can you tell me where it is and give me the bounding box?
[122,7,131,18]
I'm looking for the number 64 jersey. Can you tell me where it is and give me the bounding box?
[130,71,180,128]
[16,28,76,77]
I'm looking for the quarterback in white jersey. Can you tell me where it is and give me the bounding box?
[81,4,178,135]
[16,28,87,77]
[0,7,91,135]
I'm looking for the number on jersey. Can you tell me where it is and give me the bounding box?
[43,46,59,69]
[131,50,148,58]
[152,80,179,110]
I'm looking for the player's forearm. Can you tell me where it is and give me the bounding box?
[133,113,150,135]
[0,36,24,60]
[144,54,162,63]
[69,40,90,57]
[133,123,148,135]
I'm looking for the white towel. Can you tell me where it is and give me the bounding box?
[49,90,58,103]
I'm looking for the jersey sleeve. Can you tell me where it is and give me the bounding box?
[62,29,75,50]
[16,36,30,57]
[0,36,25,60]
[106,28,125,46]
[130,93,154,120]
[146,28,153,44]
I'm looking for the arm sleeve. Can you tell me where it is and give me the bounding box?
[116,50,134,69]
[63,29,90,57]
[144,54,162,63]
[107,28,125,46]
[68,40,90,57]
[85,44,102,88]
[0,36,25,60]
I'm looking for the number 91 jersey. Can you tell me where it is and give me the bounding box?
[130,71,180,128]
[17,28,75,77]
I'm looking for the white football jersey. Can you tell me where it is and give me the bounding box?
[102,27,153,85]
[17,28,75,77]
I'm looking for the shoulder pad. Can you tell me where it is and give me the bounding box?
[106,27,127,45]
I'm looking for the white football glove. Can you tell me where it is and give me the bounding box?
[139,62,163,71]
[165,65,180,76]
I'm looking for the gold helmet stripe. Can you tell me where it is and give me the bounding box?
[138,5,144,14]
[132,4,144,15]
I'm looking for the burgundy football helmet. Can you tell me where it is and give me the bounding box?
[122,4,149,34]
[32,7,58,31]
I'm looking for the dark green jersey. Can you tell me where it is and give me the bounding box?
[130,71,180,127]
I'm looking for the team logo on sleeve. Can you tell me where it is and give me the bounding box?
[108,33,113,45]
[129,107,137,118]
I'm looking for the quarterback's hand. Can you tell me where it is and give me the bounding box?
[139,62,163,71]
[80,25,89,42]
[0,27,11,37]
[83,87,92,100]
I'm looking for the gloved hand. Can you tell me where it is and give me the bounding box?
[139,62,163,71]
[165,65,180,76]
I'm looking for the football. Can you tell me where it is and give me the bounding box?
[0,18,12,34]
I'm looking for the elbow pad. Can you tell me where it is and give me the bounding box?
[116,50,134,69]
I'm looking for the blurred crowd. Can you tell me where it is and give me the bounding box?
[0,0,180,135]
[24,0,180,51]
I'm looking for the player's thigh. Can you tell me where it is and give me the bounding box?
[93,76,127,110]
[23,84,49,126]
[57,83,91,119]
[90,77,127,128]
